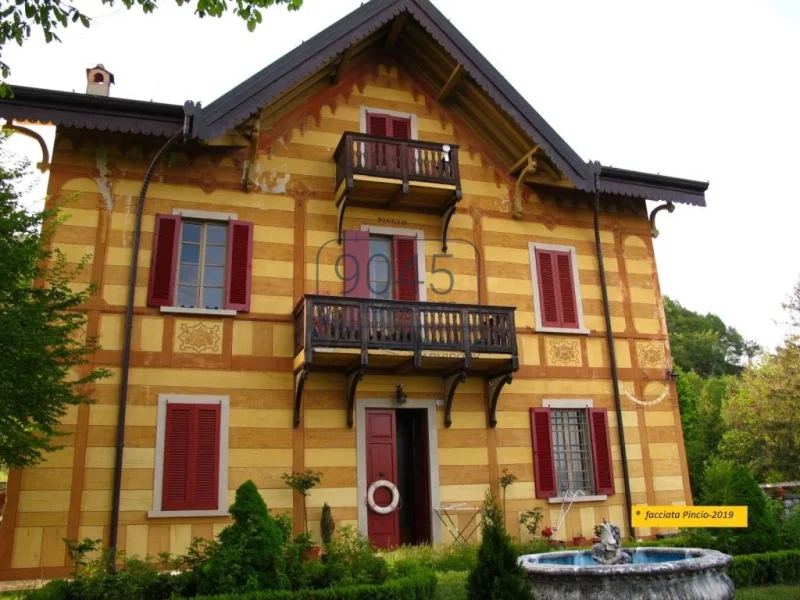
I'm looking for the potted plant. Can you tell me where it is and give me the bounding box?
[592,524,602,544]
[518,507,543,540]
[320,502,335,557]
[282,469,322,559]
[499,469,518,523]
[572,535,587,547]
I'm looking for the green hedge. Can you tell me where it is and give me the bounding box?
[194,569,437,600]
[729,550,800,588]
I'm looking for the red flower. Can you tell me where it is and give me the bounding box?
[776,488,786,498]
[542,527,553,538]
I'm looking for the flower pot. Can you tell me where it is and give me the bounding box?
[303,545,322,561]
[572,536,587,547]
[591,536,601,544]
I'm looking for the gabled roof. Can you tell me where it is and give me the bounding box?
[0,0,708,206]
[194,0,592,188]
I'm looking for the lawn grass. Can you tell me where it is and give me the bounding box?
[735,586,800,599]
[433,572,800,600]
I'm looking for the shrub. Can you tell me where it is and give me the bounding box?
[697,460,779,554]
[728,550,800,588]
[198,480,290,595]
[779,506,800,550]
[194,566,437,600]
[307,525,389,588]
[320,502,335,548]
[466,492,531,600]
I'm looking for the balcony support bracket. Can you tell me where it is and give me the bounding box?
[440,196,460,252]
[336,194,349,245]
[293,366,309,428]
[443,367,468,428]
[345,364,365,428]
[486,367,516,428]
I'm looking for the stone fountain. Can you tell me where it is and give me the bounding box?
[518,519,734,600]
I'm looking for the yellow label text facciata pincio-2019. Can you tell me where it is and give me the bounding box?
[631,505,748,528]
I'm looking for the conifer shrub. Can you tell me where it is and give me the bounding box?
[466,492,531,600]
[198,480,290,595]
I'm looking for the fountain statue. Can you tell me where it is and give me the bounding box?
[590,519,631,565]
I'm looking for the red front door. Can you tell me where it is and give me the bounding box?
[366,408,400,549]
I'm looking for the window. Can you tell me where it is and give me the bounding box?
[342,229,419,301]
[528,242,587,334]
[177,221,227,309]
[150,395,229,517]
[148,213,253,313]
[530,405,614,499]
[551,409,594,495]
[366,112,411,139]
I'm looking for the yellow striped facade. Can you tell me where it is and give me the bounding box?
[0,63,690,577]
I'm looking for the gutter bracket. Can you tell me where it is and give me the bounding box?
[648,201,675,238]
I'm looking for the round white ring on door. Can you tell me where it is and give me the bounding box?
[367,479,400,515]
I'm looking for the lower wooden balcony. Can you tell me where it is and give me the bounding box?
[292,295,518,429]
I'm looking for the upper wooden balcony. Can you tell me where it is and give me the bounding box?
[292,295,518,429]
[333,132,462,215]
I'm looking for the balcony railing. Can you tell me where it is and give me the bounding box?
[334,132,461,191]
[294,295,516,363]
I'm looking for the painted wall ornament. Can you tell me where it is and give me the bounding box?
[177,322,221,354]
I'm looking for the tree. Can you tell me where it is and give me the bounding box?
[467,492,531,600]
[664,296,759,377]
[0,0,303,90]
[0,135,108,470]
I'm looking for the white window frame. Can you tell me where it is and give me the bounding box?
[160,209,239,317]
[149,394,230,518]
[359,106,419,139]
[528,242,589,335]
[542,398,607,504]
[360,224,427,302]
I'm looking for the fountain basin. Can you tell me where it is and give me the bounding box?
[518,547,734,600]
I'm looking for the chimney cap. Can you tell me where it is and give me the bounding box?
[86,64,115,85]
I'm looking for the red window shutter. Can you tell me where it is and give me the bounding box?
[192,404,221,509]
[555,251,578,328]
[343,229,370,298]
[589,408,615,495]
[391,118,411,139]
[148,214,181,307]
[225,220,253,311]
[162,403,221,511]
[366,113,389,136]
[162,404,191,510]
[531,408,557,498]
[535,250,561,327]
[393,236,418,301]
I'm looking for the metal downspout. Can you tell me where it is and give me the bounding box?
[109,115,191,563]
[592,170,635,539]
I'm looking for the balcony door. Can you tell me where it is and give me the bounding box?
[343,231,419,302]
[365,112,411,174]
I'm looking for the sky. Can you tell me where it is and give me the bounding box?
[3,0,799,351]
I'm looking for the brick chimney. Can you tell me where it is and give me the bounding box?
[86,64,114,96]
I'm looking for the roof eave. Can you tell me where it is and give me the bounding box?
[597,165,708,207]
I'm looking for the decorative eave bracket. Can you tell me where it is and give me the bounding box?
[3,120,50,172]
[243,116,262,192]
[336,192,349,245]
[648,201,675,238]
[443,367,468,428]
[293,366,309,428]
[485,359,519,428]
[440,192,462,252]
[345,364,365,428]
[511,147,539,219]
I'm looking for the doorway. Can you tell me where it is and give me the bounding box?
[364,407,432,548]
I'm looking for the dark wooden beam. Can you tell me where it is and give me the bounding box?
[332,45,355,84]
[384,12,408,49]
[437,64,463,102]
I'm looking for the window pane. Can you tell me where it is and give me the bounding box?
[178,285,197,308]
[551,408,594,495]
[206,225,227,245]
[182,223,201,243]
[370,254,390,283]
[205,245,226,266]
[203,287,223,309]
[204,266,224,287]
[179,264,198,285]
[181,244,200,264]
